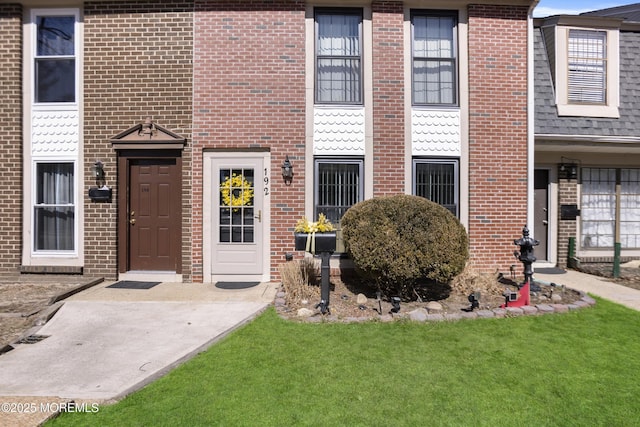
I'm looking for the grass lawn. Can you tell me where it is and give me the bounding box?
[50,299,640,426]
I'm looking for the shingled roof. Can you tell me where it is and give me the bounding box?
[534,6,640,138]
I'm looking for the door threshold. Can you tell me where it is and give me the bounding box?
[119,271,183,283]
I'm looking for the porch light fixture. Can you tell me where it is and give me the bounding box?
[559,156,579,180]
[281,155,293,184]
[92,160,105,181]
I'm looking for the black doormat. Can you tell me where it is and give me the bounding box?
[106,281,161,289]
[534,267,566,275]
[215,281,260,290]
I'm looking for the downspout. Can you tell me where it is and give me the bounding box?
[527,1,540,238]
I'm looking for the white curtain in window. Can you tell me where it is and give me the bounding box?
[35,163,74,251]
[621,169,640,248]
[316,14,361,103]
[581,168,615,248]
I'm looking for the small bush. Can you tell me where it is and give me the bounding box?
[341,195,469,300]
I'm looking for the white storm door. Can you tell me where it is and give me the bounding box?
[211,157,264,276]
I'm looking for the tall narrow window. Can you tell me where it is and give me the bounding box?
[412,11,457,105]
[315,159,363,252]
[568,29,606,104]
[315,9,362,104]
[35,14,76,103]
[413,159,458,216]
[34,163,75,251]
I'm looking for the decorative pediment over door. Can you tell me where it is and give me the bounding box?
[110,117,187,150]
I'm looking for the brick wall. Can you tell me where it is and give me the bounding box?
[557,178,578,268]
[371,1,405,196]
[84,1,193,280]
[0,4,23,274]
[467,5,529,273]
[192,0,306,281]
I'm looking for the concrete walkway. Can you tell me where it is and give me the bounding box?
[535,269,640,311]
[0,280,278,426]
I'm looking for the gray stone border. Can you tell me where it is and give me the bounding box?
[275,288,596,323]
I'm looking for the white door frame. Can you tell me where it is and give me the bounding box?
[203,151,271,282]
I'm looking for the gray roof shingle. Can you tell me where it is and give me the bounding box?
[534,26,640,137]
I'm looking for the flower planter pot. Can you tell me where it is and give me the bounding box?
[294,232,336,253]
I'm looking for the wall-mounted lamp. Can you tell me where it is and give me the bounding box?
[92,161,105,181]
[88,160,112,202]
[559,156,579,180]
[281,155,293,185]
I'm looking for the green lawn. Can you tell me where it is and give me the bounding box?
[50,299,640,426]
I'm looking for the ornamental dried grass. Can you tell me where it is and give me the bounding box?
[449,264,504,297]
[279,258,320,307]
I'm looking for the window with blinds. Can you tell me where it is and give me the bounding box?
[411,11,457,106]
[568,29,607,104]
[413,159,458,216]
[315,9,363,105]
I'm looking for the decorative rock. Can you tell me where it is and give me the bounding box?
[444,312,464,321]
[408,308,428,322]
[573,300,590,308]
[379,314,394,322]
[426,301,443,312]
[551,294,563,303]
[461,311,478,319]
[551,304,569,313]
[274,298,286,307]
[522,306,538,316]
[505,307,524,316]
[536,304,554,313]
[567,304,580,310]
[426,313,445,322]
[276,291,286,298]
[476,309,495,319]
[492,308,507,318]
[356,293,368,305]
[582,296,597,306]
[297,308,314,318]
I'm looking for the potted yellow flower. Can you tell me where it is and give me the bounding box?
[294,213,336,254]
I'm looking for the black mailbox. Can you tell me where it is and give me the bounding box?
[89,187,112,202]
[560,204,580,220]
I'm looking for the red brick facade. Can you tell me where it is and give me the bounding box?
[0,4,23,274]
[192,0,306,281]
[0,1,532,281]
[467,5,530,272]
[372,1,405,196]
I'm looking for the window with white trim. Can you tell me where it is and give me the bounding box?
[554,24,619,118]
[315,9,362,105]
[34,13,76,103]
[568,29,606,104]
[411,11,457,106]
[413,159,458,217]
[34,162,75,252]
[315,159,363,253]
[581,167,640,249]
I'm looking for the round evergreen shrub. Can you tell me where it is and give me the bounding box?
[341,195,469,300]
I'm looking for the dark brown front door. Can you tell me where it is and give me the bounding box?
[534,169,549,261]
[128,159,180,271]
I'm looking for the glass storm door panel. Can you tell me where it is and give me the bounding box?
[212,157,264,275]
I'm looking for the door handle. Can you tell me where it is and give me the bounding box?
[255,210,262,223]
[542,220,548,226]
[130,218,136,225]
[129,211,136,225]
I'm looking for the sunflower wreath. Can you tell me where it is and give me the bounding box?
[220,173,254,210]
